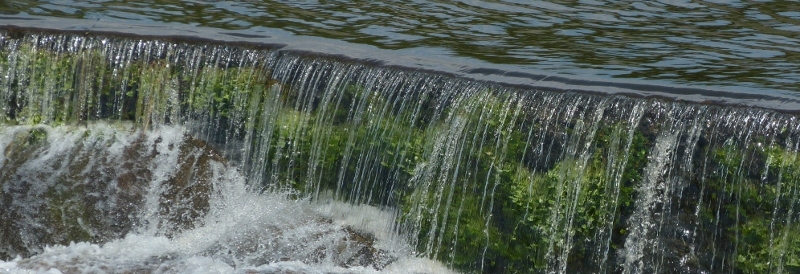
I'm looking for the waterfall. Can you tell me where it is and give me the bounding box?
[1,30,799,273]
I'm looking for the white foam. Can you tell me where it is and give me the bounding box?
[0,123,457,274]
[312,196,409,254]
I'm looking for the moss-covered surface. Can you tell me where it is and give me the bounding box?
[395,100,652,272]
[0,36,275,131]
[694,143,800,273]
[2,31,800,273]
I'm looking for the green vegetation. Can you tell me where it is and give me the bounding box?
[398,105,651,272]
[704,144,800,273]
[0,39,274,129]
[2,32,799,273]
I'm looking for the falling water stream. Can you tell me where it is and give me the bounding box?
[0,27,799,273]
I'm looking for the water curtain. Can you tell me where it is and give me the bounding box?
[1,31,799,273]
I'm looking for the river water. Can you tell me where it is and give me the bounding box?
[2,1,799,94]
[2,2,800,274]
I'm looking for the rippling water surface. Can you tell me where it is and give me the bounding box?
[3,3,800,273]
[2,1,799,93]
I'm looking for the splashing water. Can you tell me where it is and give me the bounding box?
[1,29,800,273]
[0,123,454,274]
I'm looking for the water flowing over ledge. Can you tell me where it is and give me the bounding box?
[1,23,800,273]
[3,15,800,113]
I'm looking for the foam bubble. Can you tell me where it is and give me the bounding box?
[0,123,457,274]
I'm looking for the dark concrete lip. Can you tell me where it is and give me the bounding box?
[2,15,800,113]
[0,16,39,20]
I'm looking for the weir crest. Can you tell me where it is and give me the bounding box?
[1,28,799,273]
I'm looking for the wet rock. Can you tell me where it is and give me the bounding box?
[197,215,397,271]
[11,217,399,273]
[341,227,395,269]
[158,137,224,237]
[0,125,226,260]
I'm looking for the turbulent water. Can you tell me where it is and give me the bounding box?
[0,29,799,273]
[0,123,453,274]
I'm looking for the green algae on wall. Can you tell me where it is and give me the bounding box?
[2,31,800,273]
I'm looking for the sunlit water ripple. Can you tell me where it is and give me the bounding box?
[2,0,799,93]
